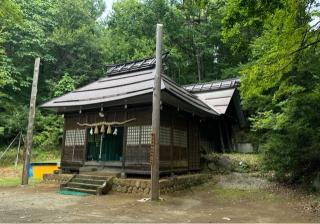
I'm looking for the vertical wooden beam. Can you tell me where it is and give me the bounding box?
[151,24,163,201]
[196,118,200,169]
[61,115,66,167]
[187,117,191,172]
[223,120,231,152]
[22,57,40,185]
[170,112,174,174]
[83,113,88,164]
[218,119,225,153]
[121,107,128,178]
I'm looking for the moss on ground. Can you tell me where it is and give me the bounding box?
[211,186,275,201]
[203,153,262,173]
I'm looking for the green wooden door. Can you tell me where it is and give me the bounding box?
[87,131,101,161]
[101,128,123,161]
[86,127,123,161]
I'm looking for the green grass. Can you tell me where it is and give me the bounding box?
[0,165,42,187]
[0,146,60,167]
[211,186,275,201]
[0,177,41,187]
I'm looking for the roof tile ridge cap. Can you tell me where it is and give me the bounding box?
[182,77,241,87]
[106,56,156,67]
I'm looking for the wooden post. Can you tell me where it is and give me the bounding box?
[121,106,128,178]
[22,57,40,185]
[219,119,225,153]
[150,24,163,201]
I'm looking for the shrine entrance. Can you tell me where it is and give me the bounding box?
[86,127,123,162]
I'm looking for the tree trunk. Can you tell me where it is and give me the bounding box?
[196,53,201,82]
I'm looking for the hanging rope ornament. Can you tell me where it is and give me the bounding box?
[107,125,112,134]
[77,118,136,135]
[100,124,105,133]
[113,127,118,135]
[94,126,99,134]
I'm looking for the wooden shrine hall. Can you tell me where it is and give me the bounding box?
[42,56,245,175]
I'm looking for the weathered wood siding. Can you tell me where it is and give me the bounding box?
[188,117,200,171]
[125,106,152,170]
[61,104,202,173]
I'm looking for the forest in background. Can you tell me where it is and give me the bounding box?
[0,0,319,186]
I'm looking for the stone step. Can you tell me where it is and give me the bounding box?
[62,187,97,195]
[60,174,113,195]
[76,174,109,181]
[71,178,106,185]
[67,182,101,190]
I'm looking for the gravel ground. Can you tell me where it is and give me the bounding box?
[0,173,319,223]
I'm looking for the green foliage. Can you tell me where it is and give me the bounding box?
[221,0,283,61]
[202,152,261,173]
[53,73,77,97]
[0,0,105,146]
[225,153,262,173]
[229,0,320,184]
[103,0,238,83]
[33,112,63,148]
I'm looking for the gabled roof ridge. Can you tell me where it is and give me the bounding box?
[106,53,168,76]
[183,77,240,93]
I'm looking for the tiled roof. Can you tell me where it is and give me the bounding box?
[42,56,241,116]
[106,54,169,76]
[41,56,218,115]
[183,78,240,93]
[183,78,240,114]
[106,57,156,76]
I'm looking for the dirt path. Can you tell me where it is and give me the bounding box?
[0,174,319,223]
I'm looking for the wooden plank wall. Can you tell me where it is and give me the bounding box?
[160,106,191,172]
[63,113,87,166]
[125,106,152,171]
[61,105,202,173]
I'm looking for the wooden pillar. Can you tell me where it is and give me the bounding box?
[170,113,174,174]
[218,119,225,153]
[150,24,163,201]
[224,120,231,152]
[22,57,40,185]
[83,113,88,164]
[121,106,127,178]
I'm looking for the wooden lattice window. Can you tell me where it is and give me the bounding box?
[160,126,171,146]
[173,129,187,148]
[141,125,152,144]
[65,129,86,146]
[127,126,140,145]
